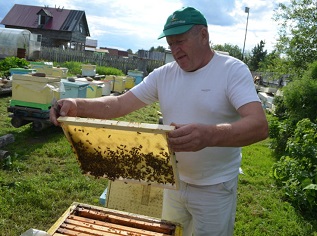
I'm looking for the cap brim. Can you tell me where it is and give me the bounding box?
[157,24,194,39]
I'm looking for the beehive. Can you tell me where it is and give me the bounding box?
[58,117,179,189]
[11,74,61,105]
[47,202,182,236]
[36,67,68,78]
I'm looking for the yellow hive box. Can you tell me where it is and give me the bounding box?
[58,117,179,189]
[75,78,104,98]
[47,202,182,236]
[105,180,164,218]
[12,74,61,105]
[36,67,68,78]
[116,76,135,89]
[113,77,126,93]
[86,81,104,98]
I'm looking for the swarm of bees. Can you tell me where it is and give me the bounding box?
[66,126,176,186]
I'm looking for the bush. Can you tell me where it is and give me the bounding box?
[0,57,29,77]
[58,61,82,75]
[96,66,124,76]
[57,62,125,77]
[283,78,317,123]
[268,115,295,157]
[270,61,317,217]
[272,118,317,215]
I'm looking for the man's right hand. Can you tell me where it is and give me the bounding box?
[49,98,78,126]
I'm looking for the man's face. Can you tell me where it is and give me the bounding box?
[166,28,204,72]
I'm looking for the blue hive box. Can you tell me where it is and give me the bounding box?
[127,70,144,85]
[9,68,36,75]
[60,79,89,98]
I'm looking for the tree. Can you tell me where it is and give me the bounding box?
[149,46,166,52]
[248,40,267,71]
[258,50,296,82]
[127,49,133,54]
[274,0,317,73]
[212,43,243,60]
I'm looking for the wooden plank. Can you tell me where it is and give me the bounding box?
[0,134,14,148]
[60,222,113,235]
[76,207,175,234]
[56,227,106,236]
[47,204,77,234]
[57,117,175,134]
[63,216,169,236]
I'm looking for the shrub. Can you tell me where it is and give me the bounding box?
[268,116,295,157]
[0,57,29,77]
[96,66,124,76]
[270,61,317,216]
[282,78,317,123]
[58,61,82,75]
[272,118,317,215]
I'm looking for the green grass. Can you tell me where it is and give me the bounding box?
[0,94,316,235]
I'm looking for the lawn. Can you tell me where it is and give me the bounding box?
[0,93,316,236]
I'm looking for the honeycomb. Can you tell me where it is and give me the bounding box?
[58,117,179,189]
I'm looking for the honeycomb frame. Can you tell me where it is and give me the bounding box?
[58,117,179,189]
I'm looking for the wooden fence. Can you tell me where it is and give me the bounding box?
[38,47,165,75]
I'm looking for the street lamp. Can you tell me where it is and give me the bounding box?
[242,7,250,60]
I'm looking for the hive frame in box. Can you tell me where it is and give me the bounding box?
[47,202,183,235]
[58,117,180,190]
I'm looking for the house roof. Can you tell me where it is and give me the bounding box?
[1,4,90,36]
[99,47,128,57]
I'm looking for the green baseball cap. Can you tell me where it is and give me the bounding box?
[158,7,207,39]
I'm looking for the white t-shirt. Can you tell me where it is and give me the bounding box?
[131,52,260,185]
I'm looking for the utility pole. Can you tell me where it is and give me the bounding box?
[242,7,250,61]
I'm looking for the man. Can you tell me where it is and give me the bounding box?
[50,7,268,236]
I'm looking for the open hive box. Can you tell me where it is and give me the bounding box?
[47,202,182,235]
[58,117,179,189]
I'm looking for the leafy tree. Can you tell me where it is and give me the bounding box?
[212,43,243,60]
[127,49,133,54]
[274,0,317,73]
[149,46,166,52]
[248,40,267,71]
[282,61,317,123]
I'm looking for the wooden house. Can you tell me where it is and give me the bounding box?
[100,47,129,57]
[1,4,90,50]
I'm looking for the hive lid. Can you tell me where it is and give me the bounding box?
[58,117,179,189]
[12,74,61,82]
[61,79,89,87]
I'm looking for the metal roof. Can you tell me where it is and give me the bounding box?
[1,4,89,35]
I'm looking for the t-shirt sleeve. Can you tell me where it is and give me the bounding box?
[227,61,260,110]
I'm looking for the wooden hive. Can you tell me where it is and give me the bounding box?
[58,117,179,189]
[47,202,183,236]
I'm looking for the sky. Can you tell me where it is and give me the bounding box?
[0,0,289,54]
